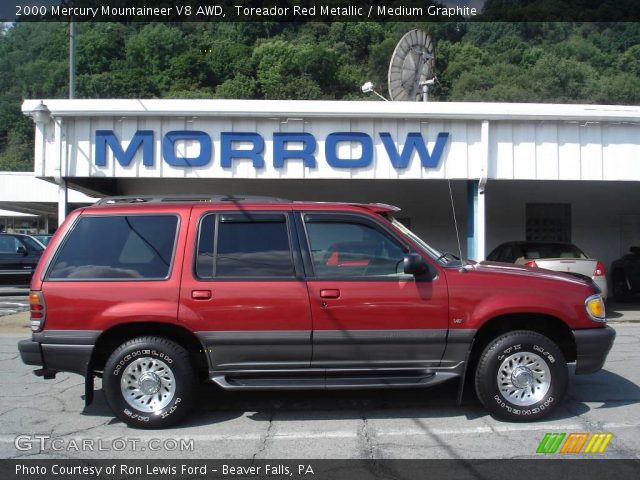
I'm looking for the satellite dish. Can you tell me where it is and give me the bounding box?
[388,29,435,102]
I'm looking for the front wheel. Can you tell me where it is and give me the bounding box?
[103,336,197,429]
[475,331,567,422]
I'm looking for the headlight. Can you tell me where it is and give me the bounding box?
[585,294,606,322]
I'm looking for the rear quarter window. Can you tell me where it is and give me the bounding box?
[46,215,178,280]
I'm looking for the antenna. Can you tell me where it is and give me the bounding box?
[388,29,435,102]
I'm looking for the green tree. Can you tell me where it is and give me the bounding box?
[215,74,258,99]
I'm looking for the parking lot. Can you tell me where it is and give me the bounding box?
[0,289,28,317]
[1,302,639,460]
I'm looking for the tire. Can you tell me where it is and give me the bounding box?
[475,330,567,422]
[103,336,197,429]
[612,270,631,303]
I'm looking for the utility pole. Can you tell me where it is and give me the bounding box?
[58,16,75,226]
[69,17,76,99]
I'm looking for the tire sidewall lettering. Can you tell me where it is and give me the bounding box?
[112,348,174,376]
[106,341,187,427]
[492,341,557,415]
[478,331,567,422]
[493,394,555,416]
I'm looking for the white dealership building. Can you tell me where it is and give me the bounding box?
[13,99,640,271]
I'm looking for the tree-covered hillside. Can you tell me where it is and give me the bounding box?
[1,21,639,171]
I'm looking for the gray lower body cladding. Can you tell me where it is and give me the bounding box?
[196,329,471,390]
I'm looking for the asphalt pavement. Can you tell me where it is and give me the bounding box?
[0,312,639,460]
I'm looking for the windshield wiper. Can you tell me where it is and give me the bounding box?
[435,252,460,263]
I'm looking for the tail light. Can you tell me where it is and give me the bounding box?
[524,260,538,268]
[593,261,606,277]
[29,291,46,332]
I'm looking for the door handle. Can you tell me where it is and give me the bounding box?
[191,290,212,300]
[320,289,340,299]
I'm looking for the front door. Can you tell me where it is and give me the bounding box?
[179,210,312,370]
[300,212,449,369]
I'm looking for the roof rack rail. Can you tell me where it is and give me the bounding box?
[95,194,291,205]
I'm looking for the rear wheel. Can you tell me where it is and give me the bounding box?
[103,336,197,429]
[475,331,567,421]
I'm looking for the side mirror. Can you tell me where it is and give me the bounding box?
[16,245,27,256]
[403,253,427,275]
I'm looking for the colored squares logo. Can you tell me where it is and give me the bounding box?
[537,433,612,454]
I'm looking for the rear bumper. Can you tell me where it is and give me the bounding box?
[573,326,616,374]
[18,337,95,377]
[18,339,43,366]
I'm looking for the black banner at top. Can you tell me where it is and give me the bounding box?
[2,0,640,23]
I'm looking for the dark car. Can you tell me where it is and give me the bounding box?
[0,233,44,285]
[610,246,640,302]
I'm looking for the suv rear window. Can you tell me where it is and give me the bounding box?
[196,213,294,278]
[47,215,178,280]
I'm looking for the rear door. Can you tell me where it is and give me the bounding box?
[179,210,312,370]
[299,211,449,369]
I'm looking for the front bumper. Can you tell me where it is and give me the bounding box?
[573,326,616,374]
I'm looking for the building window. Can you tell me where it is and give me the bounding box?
[526,203,571,242]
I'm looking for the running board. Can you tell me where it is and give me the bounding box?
[210,369,461,390]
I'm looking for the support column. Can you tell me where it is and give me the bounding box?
[466,180,486,261]
[58,179,68,227]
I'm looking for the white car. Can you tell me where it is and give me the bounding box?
[486,241,608,299]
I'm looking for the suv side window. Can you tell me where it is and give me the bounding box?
[304,217,408,278]
[196,213,294,278]
[47,215,178,280]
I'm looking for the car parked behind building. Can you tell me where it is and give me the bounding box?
[486,241,608,299]
[610,246,640,302]
[19,195,615,428]
[0,233,44,286]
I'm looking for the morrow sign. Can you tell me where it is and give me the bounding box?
[95,130,450,169]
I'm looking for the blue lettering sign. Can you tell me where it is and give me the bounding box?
[325,132,373,168]
[93,130,450,171]
[380,132,450,168]
[273,132,317,168]
[162,131,212,167]
[220,132,264,169]
[95,130,153,167]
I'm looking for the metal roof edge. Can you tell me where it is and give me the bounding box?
[21,99,640,123]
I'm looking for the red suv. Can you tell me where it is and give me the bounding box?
[18,195,615,428]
